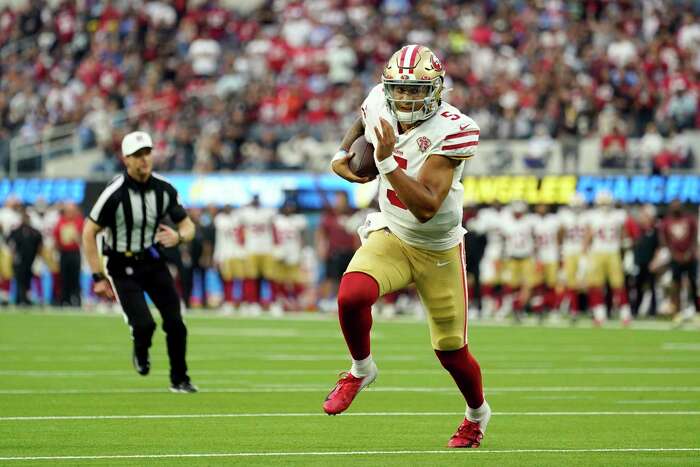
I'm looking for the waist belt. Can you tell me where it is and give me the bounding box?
[106,246,161,261]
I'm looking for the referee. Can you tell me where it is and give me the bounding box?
[82,131,197,393]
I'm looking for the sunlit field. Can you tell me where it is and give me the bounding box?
[1,309,699,466]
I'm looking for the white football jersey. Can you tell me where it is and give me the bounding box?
[213,211,237,262]
[532,213,560,263]
[0,207,20,237]
[501,213,536,258]
[273,214,307,264]
[471,207,504,259]
[29,208,60,249]
[558,208,587,256]
[238,206,276,254]
[584,208,627,253]
[361,84,479,251]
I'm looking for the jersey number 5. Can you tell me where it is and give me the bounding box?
[387,156,408,209]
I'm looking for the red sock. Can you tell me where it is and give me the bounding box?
[435,345,485,409]
[223,280,233,303]
[293,283,304,300]
[614,288,628,306]
[511,287,525,311]
[531,285,545,313]
[243,279,258,304]
[338,272,379,360]
[589,287,604,308]
[544,287,557,310]
[265,281,282,306]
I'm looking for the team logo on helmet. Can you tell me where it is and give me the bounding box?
[417,136,431,152]
[430,55,443,72]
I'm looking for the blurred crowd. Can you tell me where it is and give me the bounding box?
[1,0,699,174]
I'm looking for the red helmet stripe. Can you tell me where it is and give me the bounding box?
[398,46,409,72]
[407,45,420,73]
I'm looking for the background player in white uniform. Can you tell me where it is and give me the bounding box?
[584,191,631,325]
[469,204,505,317]
[28,198,60,305]
[213,205,238,311]
[327,45,490,448]
[238,195,277,314]
[500,201,536,319]
[272,200,308,312]
[531,203,561,318]
[0,197,22,303]
[558,194,589,319]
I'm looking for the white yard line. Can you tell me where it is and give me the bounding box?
[0,447,699,461]
[1,385,700,395]
[1,367,697,377]
[616,400,699,405]
[2,411,700,422]
[662,343,700,351]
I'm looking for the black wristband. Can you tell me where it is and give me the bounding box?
[92,272,107,282]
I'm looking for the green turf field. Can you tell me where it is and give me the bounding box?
[0,310,698,466]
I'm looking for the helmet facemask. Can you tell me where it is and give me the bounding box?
[383,78,443,124]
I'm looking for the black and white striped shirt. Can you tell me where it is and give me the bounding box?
[88,172,187,254]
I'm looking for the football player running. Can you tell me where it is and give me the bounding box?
[327,45,491,448]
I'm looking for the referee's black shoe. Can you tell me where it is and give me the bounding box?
[170,381,198,393]
[132,349,150,376]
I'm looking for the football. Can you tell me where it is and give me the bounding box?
[348,136,378,178]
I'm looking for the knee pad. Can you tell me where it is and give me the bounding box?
[435,336,465,351]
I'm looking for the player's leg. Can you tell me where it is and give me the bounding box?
[241,255,260,312]
[230,258,245,309]
[669,261,683,318]
[500,259,519,318]
[679,260,698,322]
[563,254,580,317]
[323,230,412,415]
[479,255,499,318]
[530,261,546,318]
[588,253,607,325]
[261,254,279,312]
[0,246,11,304]
[411,242,490,448]
[608,253,630,324]
[217,257,233,309]
[105,258,156,376]
[545,263,559,309]
[142,261,195,391]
